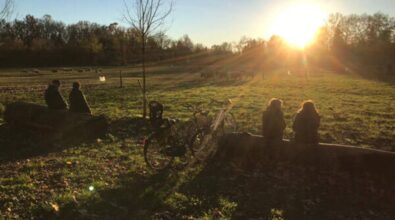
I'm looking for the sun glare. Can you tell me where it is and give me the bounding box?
[270,3,326,48]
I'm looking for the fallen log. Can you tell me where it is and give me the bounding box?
[217,132,395,180]
[3,102,109,141]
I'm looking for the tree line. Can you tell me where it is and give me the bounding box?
[232,13,395,75]
[0,15,212,67]
[312,12,395,74]
[0,12,394,74]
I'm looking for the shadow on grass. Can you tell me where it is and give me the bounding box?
[29,138,395,219]
[34,154,395,219]
[0,117,149,163]
[0,123,100,163]
[34,170,186,219]
[178,149,395,219]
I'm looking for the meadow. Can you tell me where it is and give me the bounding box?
[0,61,395,219]
[1,62,394,150]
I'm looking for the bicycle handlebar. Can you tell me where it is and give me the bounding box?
[209,98,233,106]
[182,98,233,119]
[182,103,206,114]
[182,103,197,109]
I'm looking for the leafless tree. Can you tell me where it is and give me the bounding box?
[123,0,173,118]
[0,0,13,20]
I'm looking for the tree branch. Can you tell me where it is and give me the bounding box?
[122,0,173,37]
[0,0,14,20]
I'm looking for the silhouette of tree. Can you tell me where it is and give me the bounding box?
[123,0,173,118]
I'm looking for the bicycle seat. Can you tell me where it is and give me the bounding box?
[167,118,179,125]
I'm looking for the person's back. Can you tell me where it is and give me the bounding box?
[69,82,91,114]
[292,100,320,145]
[44,80,67,110]
[262,98,286,144]
[44,84,55,107]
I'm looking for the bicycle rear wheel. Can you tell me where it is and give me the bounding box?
[144,134,174,171]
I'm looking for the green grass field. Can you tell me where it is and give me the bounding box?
[0,63,395,219]
[1,65,394,149]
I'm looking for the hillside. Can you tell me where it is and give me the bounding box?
[0,61,395,219]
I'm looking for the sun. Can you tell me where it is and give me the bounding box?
[270,3,326,48]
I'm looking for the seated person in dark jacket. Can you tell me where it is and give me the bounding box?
[292,100,320,145]
[69,82,91,114]
[262,98,286,144]
[44,79,68,110]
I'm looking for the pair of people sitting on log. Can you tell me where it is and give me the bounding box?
[262,98,320,146]
[44,80,91,114]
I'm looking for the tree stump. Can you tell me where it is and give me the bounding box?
[3,102,109,142]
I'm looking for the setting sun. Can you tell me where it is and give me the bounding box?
[270,3,327,48]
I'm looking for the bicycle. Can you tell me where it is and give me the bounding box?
[143,99,237,170]
[209,98,237,136]
[143,103,211,171]
[190,98,237,158]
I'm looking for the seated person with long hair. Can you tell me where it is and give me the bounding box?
[262,98,286,145]
[292,100,320,146]
[44,79,68,110]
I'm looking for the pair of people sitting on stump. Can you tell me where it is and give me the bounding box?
[44,80,91,114]
[262,98,320,146]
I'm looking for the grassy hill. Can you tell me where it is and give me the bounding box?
[0,60,395,219]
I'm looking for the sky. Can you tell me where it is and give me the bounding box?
[11,0,395,46]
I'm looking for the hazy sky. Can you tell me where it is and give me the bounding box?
[13,0,395,46]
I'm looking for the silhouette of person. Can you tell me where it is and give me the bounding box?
[262,98,286,145]
[69,82,91,114]
[292,100,320,145]
[44,79,68,110]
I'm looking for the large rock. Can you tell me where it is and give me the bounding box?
[3,102,109,141]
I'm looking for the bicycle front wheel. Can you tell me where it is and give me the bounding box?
[144,134,174,171]
[189,130,206,155]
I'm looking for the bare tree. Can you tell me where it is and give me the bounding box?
[123,0,173,118]
[0,0,13,20]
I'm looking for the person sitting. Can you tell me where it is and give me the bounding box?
[262,98,286,145]
[292,100,320,146]
[69,82,92,114]
[44,79,68,110]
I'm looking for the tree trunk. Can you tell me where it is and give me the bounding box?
[142,35,147,118]
[217,132,395,179]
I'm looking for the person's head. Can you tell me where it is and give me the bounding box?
[52,79,61,87]
[299,100,318,115]
[267,98,283,111]
[72,81,81,89]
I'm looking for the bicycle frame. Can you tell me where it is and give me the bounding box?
[144,99,237,170]
[210,99,234,132]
